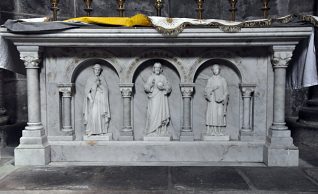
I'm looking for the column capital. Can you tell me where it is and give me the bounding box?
[58,83,74,97]
[180,83,195,97]
[239,83,256,97]
[119,83,134,98]
[20,55,41,69]
[271,45,295,69]
[17,46,42,69]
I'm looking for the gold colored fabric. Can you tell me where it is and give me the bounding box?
[65,14,151,27]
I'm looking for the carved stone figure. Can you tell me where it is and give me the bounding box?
[205,64,229,136]
[144,62,172,137]
[83,64,111,136]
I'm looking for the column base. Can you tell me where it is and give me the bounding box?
[14,144,51,166]
[62,129,74,137]
[263,143,299,166]
[239,130,254,141]
[264,129,299,166]
[266,130,293,146]
[119,129,133,141]
[180,131,194,141]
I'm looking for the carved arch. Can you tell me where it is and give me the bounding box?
[189,49,244,83]
[126,49,187,83]
[70,57,122,83]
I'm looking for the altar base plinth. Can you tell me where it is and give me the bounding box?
[83,133,113,141]
[143,136,172,141]
[203,135,230,141]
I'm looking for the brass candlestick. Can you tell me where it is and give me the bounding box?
[155,0,164,16]
[228,0,238,21]
[261,0,270,19]
[195,0,204,19]
[50,0,59,21]
[117,0,125,17]
[83,0,93,17]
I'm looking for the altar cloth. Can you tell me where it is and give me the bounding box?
[65,14,151,27]
[287,28,318,89]
[0,35,25,74]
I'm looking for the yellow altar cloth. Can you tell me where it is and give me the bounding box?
[65,14,151,27]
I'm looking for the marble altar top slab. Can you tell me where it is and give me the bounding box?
[0,27,312,47]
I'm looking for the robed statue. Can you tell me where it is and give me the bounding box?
[204,64,229,136]
[83,64,111,136]
[144,62,172,137]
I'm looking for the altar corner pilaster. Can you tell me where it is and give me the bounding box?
[15,45,50,166]
[264,45,298,167]
[57,83,75,140]
[119,83,134,141]
[180,83,195,141]
[239,83,256,141]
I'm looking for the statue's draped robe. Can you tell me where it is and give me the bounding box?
[205,75,228,127]
[83,76,110,136]
[144,74,172,135]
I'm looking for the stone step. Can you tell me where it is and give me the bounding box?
[299,107,318,122]
[307,99,318,107]
[287,117,318,147]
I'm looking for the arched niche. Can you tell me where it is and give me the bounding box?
[193,59,242,140]
[71,58,121,83]
[189,49,245,83]
[72,59,122,141]
[126,49,187,83]
[132,59,182,140]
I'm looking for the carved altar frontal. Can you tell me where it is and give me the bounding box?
[2,27,312,166]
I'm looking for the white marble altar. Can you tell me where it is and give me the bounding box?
[0,26,312,166]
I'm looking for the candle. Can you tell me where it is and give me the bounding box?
[155,0,164,16]
[50,0,60,21]
[83,0,93,17]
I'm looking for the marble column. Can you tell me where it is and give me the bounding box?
[58,83,75,140]
[239,84,256,141]
[180,83,195,141]
[264,45,298,166]
[119,83,134,141]
[14,46,50,165]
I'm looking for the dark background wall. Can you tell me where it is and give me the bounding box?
[0,0,316,24]
[0,0,317,123]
